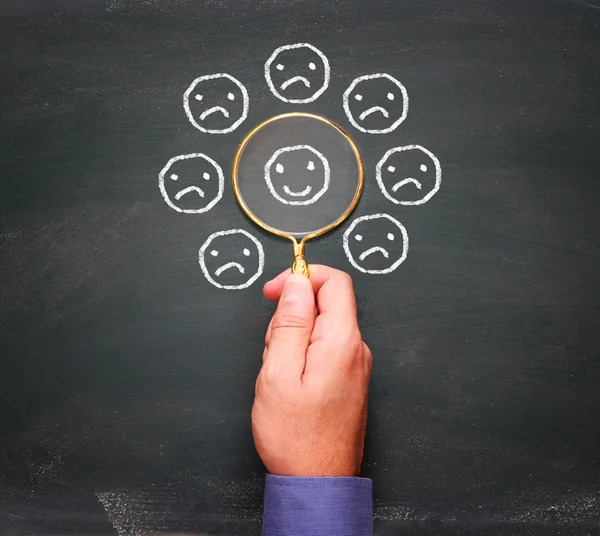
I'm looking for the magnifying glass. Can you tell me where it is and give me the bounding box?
[232,112,364,277]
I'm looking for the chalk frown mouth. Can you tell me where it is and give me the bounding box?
[199,106,230,121]
[280,76,311,90]
[215,262,245,277]
[174,186,205,200]
[359,246,390,261]
[358,106,390,121]
[392,178,422,192]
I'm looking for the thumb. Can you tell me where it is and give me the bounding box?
[265,274,315,380]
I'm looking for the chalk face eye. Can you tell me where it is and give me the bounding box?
[387,233,395,241]
[355,234,363,242]
[211,249,219,257]
[355,94,363,101]
[195,94,203,101]
[387,92,394,100]
[243,248,250,256]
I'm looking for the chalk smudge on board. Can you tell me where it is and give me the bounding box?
[97,492,160,536]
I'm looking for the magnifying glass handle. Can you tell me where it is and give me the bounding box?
[292,241,310,278]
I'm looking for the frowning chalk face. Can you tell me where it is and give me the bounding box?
[376,145,442,205]
[159,153,224,213]
[264,145,330,206]
[343,73,409,134]
[199,229,265,290]
[343,214,409,274]
[184,73,249,134]
[265,43,330,103]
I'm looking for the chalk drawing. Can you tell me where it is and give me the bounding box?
[264,145,330,206]
[343,73,409,134]
[265,43,330,103]
[343,213,409,274]
[376,145,442,205]
[199,229,264,290]
[159,153,224,214]
[183,73,249,134]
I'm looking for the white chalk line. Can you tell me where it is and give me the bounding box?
[199,229,264,290]
[264,145,330,206]
[199,105,230,121]
[359,105,390,121]
[343,73,409,134]
[265,43,330,104]
[343,213,409,275]
[158,153,224,214]
[375,145,442,205]
[183,73,249,134]
[281,75,311,90]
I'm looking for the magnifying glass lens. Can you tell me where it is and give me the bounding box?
[233,113,363,275]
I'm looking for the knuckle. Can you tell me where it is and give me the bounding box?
[270,313,310,333]
[260,363,282,387]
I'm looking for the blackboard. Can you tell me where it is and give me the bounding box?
[1,0,600,534]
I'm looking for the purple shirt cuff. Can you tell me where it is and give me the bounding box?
[263,474,373,536]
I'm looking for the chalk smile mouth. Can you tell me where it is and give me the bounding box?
[392,178,422,192]
[283,185,312,197]
[359,246,390,261]
[175,186,205,200]
[280,76,311,90]
[199,106,230,121]
[358,106,390,121]
[215,262,245,277]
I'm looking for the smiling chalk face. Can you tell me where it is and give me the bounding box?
[265,43,330,103]
[159,153,224,213]
[343,73,409,134]
[264,145,330,206]
[199,229,265,290]
[184,73,249,134]
[343,214,409,274]
[376,145,442,205]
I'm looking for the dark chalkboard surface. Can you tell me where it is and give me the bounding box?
[1,0,600,534]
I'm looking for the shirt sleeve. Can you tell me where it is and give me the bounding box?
[262,474,373,536]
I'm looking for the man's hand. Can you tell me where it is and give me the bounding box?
[252,265,372,478]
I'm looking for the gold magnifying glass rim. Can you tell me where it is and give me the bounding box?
[232,112,364,247]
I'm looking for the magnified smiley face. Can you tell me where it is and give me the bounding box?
[265,43,331,103]
[343,214,409,274]
[343,73,409,134]
[199,229,265,290]
[376,145,442,205]
[183,73,249,134]
[264,145,330,206]
[159,153,224,213]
